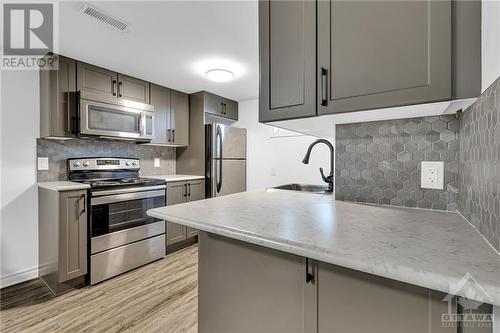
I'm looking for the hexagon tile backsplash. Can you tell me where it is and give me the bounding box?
[335,115,460,211]
[458,77,500,251]
[335,76,500,252]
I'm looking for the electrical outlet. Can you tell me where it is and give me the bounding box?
[421,161,444,189]
[154,158,160,168]
[37,157,49,171]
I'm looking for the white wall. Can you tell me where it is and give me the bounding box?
[0,70,39,287]
[234,99,332,190]
[482,0,500,92]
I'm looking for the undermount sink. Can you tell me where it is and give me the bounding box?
[272,183,332,194]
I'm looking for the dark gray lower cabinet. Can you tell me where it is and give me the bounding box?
[199,232,313,333]
[166,180,205,249]
[39,188,88,294]
[199,232,489,333]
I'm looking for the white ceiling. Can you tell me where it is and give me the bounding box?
[58,1,259,101]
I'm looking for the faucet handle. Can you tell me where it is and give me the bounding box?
[319,167,333,182]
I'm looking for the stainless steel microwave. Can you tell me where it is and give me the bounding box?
[77,98,154,141]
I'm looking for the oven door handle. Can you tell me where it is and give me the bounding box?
[91,185,166,197]
[91,189,165,206]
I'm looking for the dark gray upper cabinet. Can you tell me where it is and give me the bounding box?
[40,55,76,138]
[77,62,118,103]
[318,0,451,115]
[258,0,480,122]
[170,90,190,146]
[117,74,150,104]
[201,91,238,120]
[150,84,189,146]
[77,62,150,105]
[259,0,317,122]
[150,84,171,145]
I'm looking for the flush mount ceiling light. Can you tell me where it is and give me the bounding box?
[205,69,235,82]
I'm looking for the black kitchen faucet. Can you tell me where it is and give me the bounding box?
[302,139,334,192]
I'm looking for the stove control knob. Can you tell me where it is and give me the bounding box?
[132,161,137,167]
[125,161,131,166]
[83,161,90,167]
[73,161,81,167]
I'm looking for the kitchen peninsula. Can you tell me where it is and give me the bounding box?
[148,189,500,333]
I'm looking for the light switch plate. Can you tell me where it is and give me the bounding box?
[154,158,160,168]
[421,161,444,189]
[37,157,49,171]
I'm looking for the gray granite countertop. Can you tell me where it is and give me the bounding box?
[145,174,205,182]
[38,181,91,191]
[148,189,500,306]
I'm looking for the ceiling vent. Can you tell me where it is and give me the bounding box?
[80,4,131,32]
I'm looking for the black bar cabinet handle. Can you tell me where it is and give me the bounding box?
[188,183,191,197]
[321,67,328,107]
[184,184,187,197]
[306,258,314,283]
[172,129,175,142]
[112,80,117,96]
[118,81,123,97]
[80,194,86,215]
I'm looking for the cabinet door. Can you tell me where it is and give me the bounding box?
[318,0,451,114]
[186,179,205,202]
[170,90,189,146]
[198,232,314,333]
[166,182,187,245]
[118,74,150,104]
[77,62,118,103]
[316,262,454,333]
[259,0,317,122]
[203,92,223,116]
[186,180,205,238]
[150,84,170,145]
[58,190,87,282]
[222,99,238,120]
[40,55,76,138]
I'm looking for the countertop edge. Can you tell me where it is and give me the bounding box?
[148,209,500,307]
[38,181,91,191]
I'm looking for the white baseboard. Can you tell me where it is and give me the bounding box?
[0,267,38,288]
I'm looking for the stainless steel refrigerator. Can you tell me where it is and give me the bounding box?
[206,123,247,197]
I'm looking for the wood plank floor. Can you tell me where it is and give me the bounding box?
[0,245,198,333]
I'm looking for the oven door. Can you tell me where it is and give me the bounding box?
[90,186,166,239]
[79,98,153,141]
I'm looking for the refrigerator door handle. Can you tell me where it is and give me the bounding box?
[216,125,223,193]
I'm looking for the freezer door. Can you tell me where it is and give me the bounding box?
[211,124,246,159]
[211,159,246,197]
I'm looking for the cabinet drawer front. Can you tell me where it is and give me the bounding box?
[90,234,165,285]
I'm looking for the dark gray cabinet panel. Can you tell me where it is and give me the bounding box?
[198,232,313,333]
[222,98,238,120]
[186,179,205,237]
[316,262,454,333]
[259,0,317,122]
[318,0,451,114]
[40,55,76,138]
[150,84,171,145]
[166,181,187,246]
[77,62,118,103]
[170,90,189,146]
[58,190,87,282]
[117,74,150,104]
[201,91,238,120]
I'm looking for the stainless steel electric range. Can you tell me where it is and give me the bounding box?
[68,157,166,285]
